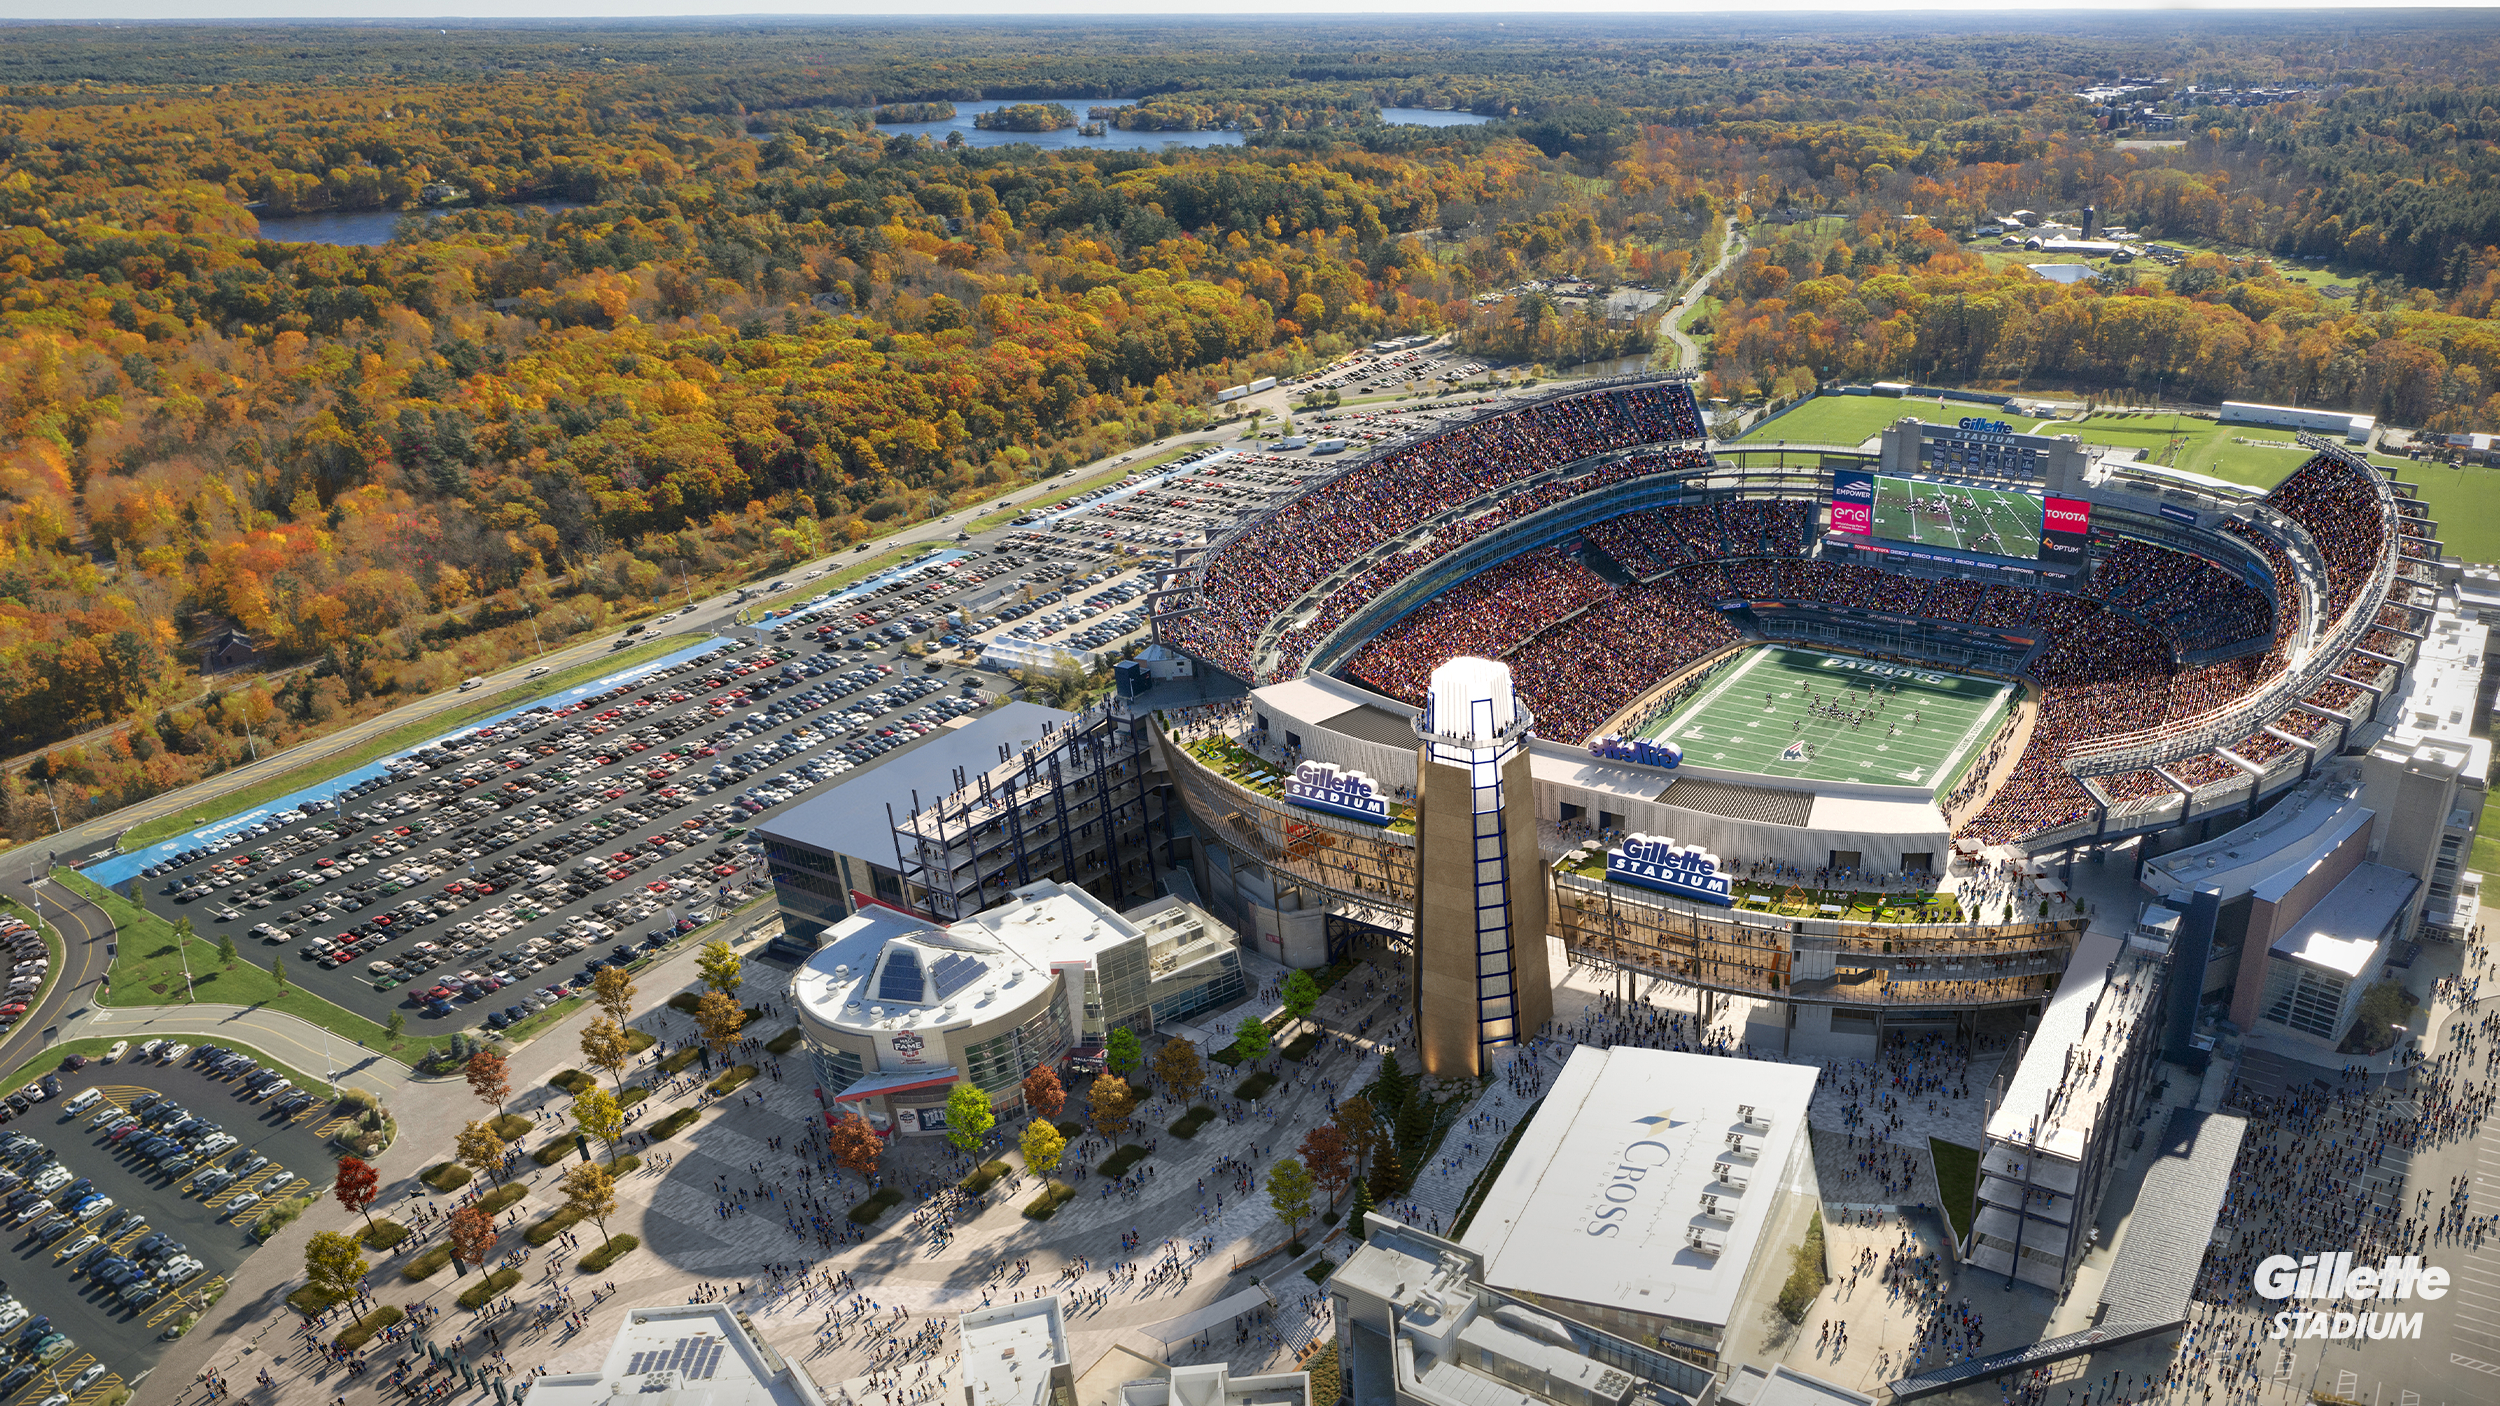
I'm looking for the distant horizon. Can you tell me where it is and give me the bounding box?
[0,1,2487,21]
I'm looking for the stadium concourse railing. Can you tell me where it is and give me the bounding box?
[2057,441,2412,780]
[1155,710,2082,1011]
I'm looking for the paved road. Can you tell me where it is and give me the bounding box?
[0,868,116,1082]
[1662,217,1746,372]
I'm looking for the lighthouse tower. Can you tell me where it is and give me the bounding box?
[1409,656,1554,1078]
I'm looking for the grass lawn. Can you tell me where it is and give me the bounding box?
[2029,411,2315,487]
[62,869,454,1062]
[1674,292,1721,340]
[119,633,702,852]
[1739,394,1969,447]
[847,1186,902,1224]
[1930,1136,1982,1244]
[2393,463,2500,567]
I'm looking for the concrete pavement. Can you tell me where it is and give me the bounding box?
[59,1002,416,1095]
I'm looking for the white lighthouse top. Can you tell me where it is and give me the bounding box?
[1420,656,1532,748]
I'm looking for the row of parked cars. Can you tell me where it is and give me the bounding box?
[0,1125,204,1314]
[0,1289,108,1405]
[0,917,48,1037]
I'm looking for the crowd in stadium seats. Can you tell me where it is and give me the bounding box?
[1345,546,1614,704]
[1581,501,1809,578]
[1168,385,1708,679]
[1507,580,1741,743]
[2267,453,2390,623]
[1171,420,2420,848]
[2085,539,2276,654]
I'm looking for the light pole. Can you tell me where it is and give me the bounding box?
[526,606,544,660]
[38,779,60,836]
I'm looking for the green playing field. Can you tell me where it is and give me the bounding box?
[1639,646,2011,788]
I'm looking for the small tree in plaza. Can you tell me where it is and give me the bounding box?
[1231,1015,1271,1065]
[1153,1038,1205,1103]
[944,1081,996,1154]
[1267,1158,1315,1245]
[1089,1075,1139,1139]
[1020,1118,1066,1176]
[1021,1066,1065,1122]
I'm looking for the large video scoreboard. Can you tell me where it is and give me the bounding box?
[1832,468,2091,569]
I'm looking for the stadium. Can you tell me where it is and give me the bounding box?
[1145,371,2443,1050]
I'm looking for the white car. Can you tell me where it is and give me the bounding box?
[460,677,485,691]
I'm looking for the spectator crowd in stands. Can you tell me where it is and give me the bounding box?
[1177,433,2415,848]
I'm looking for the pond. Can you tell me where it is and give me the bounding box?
[1377,108,1494,127]
[869,98,1245,151]
[250,199,584,247]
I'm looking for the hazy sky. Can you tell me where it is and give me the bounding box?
[0,1,2479,18]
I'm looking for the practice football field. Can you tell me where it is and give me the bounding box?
[1639,646,2011,787]
[1871,477,2045,559]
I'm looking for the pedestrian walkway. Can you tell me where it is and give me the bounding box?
[64,999,417,1091]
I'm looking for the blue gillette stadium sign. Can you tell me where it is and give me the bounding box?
[1589,735,1683,769]
[1608,834,1735,905]
[1286,762,1393,825]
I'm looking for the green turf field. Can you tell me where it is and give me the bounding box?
[2021,412,2317,486]
[1640,645,2010,787]
[1872,477,2045,558]
[1738,395,1967,447]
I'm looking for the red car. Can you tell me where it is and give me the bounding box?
[0,1003,28,1018]
[712,865,740,878]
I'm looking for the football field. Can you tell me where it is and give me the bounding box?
[1871,477,2045,558]
[1639,646,2011,787]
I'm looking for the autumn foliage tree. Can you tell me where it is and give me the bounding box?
[464,1048,510,1113]
[1298,1123,1352,1204]
[332,1155,381,1232]
[1021,1066,1065,1123]
[830,1109,884,1181]
[447,1203,498,1274]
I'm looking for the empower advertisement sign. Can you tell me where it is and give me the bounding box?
[1830,469,1874,536]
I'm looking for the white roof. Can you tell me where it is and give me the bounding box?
[793,881,1230,1039]
[527,1306,825,1406]
[1985,933,2163,1161]
[1421,656,1525,745]
[2269,862,2416,979]
[960,1298,1070,1406]
[1459,1047,1816,1330]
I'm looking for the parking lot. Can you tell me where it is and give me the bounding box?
[0,1049,345,1406]
[113,613,1033,1034]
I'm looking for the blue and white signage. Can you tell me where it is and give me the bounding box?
[2157,502,2199,526]
[1285,761,1393,826]
[1589,735,1683,770]
[1958,417,2013,436]
[1607,834,1736,906]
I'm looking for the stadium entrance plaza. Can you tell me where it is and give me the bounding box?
[151,844,2488,1406]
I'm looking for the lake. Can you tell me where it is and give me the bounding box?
[866,100,1495,151]
[251,200,584,247]
[870,98,1245,151]
[1378,108,1494,127]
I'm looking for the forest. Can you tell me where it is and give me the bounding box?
[0,14,2495,843]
